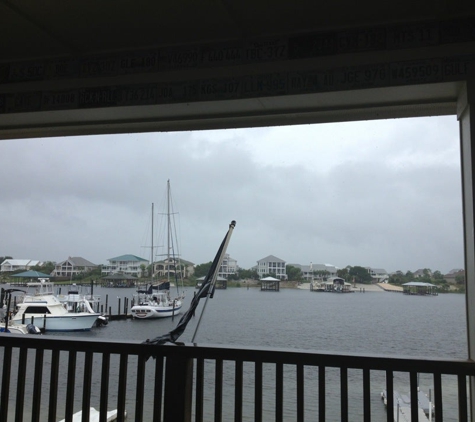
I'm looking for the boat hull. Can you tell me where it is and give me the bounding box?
[11,313,100,331]
[131,303,182,319]
[0,323,41,334]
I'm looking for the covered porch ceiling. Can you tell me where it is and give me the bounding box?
[1,1,474,138]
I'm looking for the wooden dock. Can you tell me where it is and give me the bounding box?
[377,283,403,292]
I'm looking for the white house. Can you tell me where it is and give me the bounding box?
[365,267,389,282]
[52,257,97,278]
[256,255,287,280]
[154,258,195,279]
[0,259,43,272]
[218,254,238,279]
[290,263,338,280]
[101,254,149,277]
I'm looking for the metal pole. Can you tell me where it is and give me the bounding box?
[192,221,236,343]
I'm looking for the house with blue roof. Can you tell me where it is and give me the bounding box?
[101,254,149,277]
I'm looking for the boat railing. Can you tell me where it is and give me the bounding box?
[0,335,474,421]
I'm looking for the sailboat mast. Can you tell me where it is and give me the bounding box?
[167,180,170,284]
[151,202,154,284]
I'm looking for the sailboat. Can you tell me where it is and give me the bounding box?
[131,180,184,319]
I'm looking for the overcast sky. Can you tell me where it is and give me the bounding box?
[0,115,464,274]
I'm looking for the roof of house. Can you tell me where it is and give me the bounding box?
[403,281,437,287]
[58,257,97,267]
[108,254,148,262]
[1,259,41,267]
[257,255,285,263]
[289,263,337,272]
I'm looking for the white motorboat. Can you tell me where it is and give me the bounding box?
[10,279,102,332]
[1,287,42,334]
[131,283,182,319]
[57,284,108,327]
[131,180,185,320]
[0,323,42,334]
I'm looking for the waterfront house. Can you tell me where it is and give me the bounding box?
[290,263,338,281]
[52,256,97,279]
[256,255,287,280]
[444,269,465,285]
[218,253,238,279]
[366,267,389,283]
[101,255,148,277]
[0,259,43,272]
[153,257,195,279]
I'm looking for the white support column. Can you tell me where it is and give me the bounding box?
[458,79,475,418]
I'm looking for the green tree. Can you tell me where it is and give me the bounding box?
[140,264,146,278]
[237,268,259,280]
[194,261,213,278]
[337,268,349,281]
[348,266,372,284]
[286,265,302,281]
[455,273,465,285]
[31,261,55,275]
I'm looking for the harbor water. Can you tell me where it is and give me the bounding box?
[1,284,468,421]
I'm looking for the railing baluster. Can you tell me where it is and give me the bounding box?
[135,354,147,422]
[385,370,394,422]
[65,350,77,422]
[99,353,110,422]
[340,367,348,422]
[276,362,283,422]
[116,354,128,422]
[214,359,223,422]
[48,349,60,422]
[363,368,370,422]
[433,372,443,422]
[0,336,474,422]
[31,348,44,422]
[318,366,325,422]
[82,351,93,422]
[297,363,304,422]
[0,346,12,422]
[152,356,164,422]
[15,347,28,422]
[409,372,418,422]
[163,354,193,422]
[195,358,204,422]
[458,374,468,422]
[255,361,262,422]
[234,360,243,422]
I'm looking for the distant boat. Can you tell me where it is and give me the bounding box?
[131,180,184,319]
[0,287,42,334]
[381,387,434,421]
[10,279,101,332]
[57,283,108,327]
[0,323,41,335]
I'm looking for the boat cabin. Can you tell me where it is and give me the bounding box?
[324,277,353,293]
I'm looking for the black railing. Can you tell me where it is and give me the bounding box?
[0,335,474,421]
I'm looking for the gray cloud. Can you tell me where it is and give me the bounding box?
[0,116,464,274]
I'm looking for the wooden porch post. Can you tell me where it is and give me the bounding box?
[458,78,475,419]
[163,355,193,422]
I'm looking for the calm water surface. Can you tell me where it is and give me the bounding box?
[1,284,468,421]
